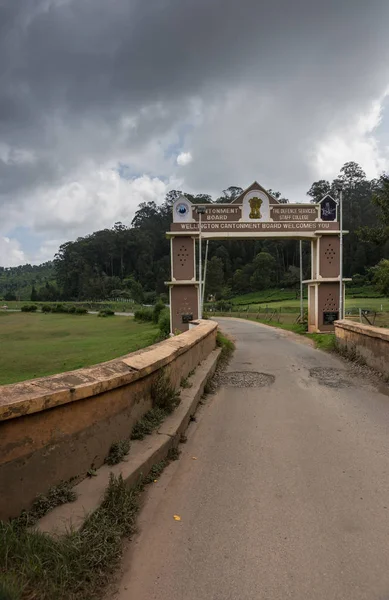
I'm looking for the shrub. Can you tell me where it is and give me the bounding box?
[143,291,157,305]
[153,300,165,324]
[105,439,130,465]
[75,307,88,314]
[158,308,170,338]
[41,305,52,313]
[134,307,153,322]
[51,303,66,313]
[67,305,76,314]
[98,308,115,317]
[131,407,166,440]
[151,372,180,413]
[21,305,38,312]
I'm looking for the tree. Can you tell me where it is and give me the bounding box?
[339,161,366,187]
[232,269,251,294]
[282,265,300,288]
[307,180,331,203]
[373,259,389,295]
[250,252,277,290]
[30,285,38,301]
[205,257,224,298]
[215,186,243,203]
[358,175,389,244]
[4,292,16,301]
[123,278,144,304]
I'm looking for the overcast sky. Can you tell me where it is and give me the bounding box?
[1,0,389,266]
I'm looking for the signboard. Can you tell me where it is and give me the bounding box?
[171,185,339,234]
[182,314,193,323]
[192,205,241,222]
[323,311,339,325]
[171,221,340,233]
[271,205,318,222]
[320,195,337,221]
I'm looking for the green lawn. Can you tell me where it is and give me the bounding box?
[0,312,159,385]
[231,286,386,309]
[227,296,389,313]
[1,300,139,313]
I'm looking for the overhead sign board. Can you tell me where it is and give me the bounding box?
[171,184,339,234]
[171,221,340,233]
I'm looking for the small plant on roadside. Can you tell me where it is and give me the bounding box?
[15,481,77,529]
[105,439,130,466]
[0,474,140,600]
[167,447,180,461]
[130,407,166,440]
[131,373,180,440]
[151,371,180,413]
[180,376,192,389]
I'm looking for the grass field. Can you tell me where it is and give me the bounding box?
[228,297,389,312]
[1,300,139,313]
[230,286,386,307]
[0,312,159,385]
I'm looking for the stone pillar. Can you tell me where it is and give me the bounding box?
[168,235,199,334]
[307,234,343,333]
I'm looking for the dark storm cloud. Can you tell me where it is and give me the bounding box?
[0,0,389,236]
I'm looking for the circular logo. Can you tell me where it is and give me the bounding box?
[176,202,189,217]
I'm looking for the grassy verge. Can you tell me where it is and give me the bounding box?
[216,331,235,366]
[0,441,183,600]
[131,372,181,440]
[0,312,159,385]
[0,474,140,600]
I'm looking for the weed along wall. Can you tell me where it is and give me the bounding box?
[335,320,389,378]
[0,320,217,520]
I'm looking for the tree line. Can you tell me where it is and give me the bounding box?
[1,162,388,303]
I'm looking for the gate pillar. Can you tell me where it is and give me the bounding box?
[167,235,199,334]
[306,234,345,333]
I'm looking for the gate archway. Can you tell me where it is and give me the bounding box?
[166,181,346,334]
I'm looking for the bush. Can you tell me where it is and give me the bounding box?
[41,305,52,313]
[51,303,67,313]
[151,372,180,413]
[21,305,38,312]
[67,305,76,314]
[153,300,165,324]
[134,307,153,322]
[143,291,157,305]
[105,439,130,465]
[98,308,115,317]
[75,307,88,314]
[158,308,170,337]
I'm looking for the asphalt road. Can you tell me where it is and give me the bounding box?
[114,318,389,600]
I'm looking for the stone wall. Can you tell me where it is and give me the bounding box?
[335,320,389,378]
[0,320,217,519]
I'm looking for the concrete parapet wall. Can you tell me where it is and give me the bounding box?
[0,320,217,519]
[335,320,389,379]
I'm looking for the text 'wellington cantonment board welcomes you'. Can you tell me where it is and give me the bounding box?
[166,181,344,334]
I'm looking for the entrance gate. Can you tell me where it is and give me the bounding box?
[166,181,345,334]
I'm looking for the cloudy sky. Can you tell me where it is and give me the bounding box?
[1,0,389,266]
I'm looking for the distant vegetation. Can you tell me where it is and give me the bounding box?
[1,163,388,304]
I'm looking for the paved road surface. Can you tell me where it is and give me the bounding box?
[115,318,389,600]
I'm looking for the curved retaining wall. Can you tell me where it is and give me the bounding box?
[0,320,217,519]
[335,319,389,378]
